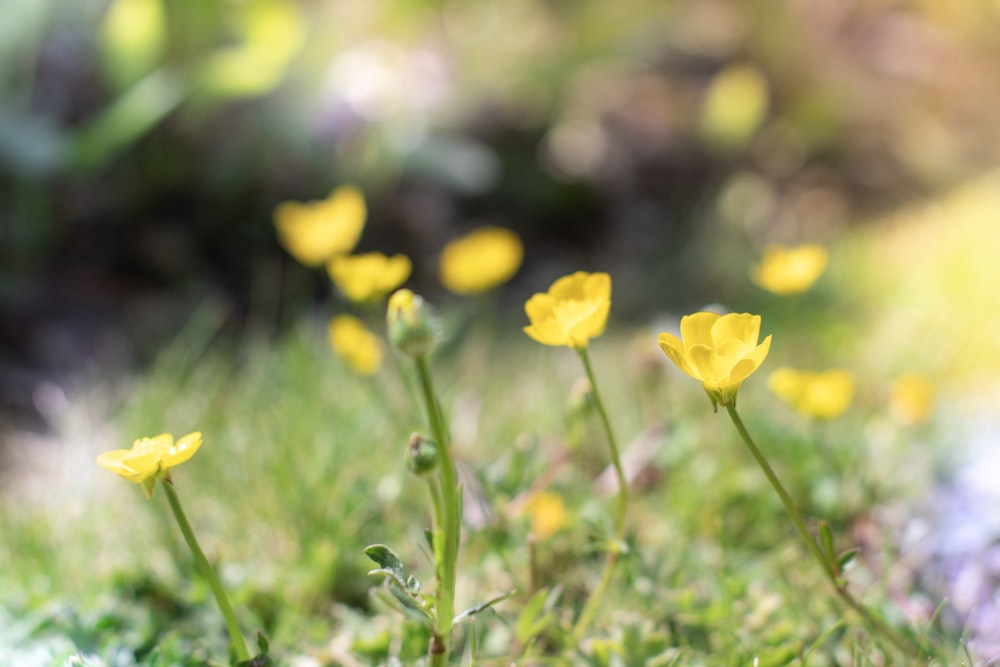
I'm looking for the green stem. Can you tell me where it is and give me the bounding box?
[569,347,629,646]
[724,404,920,658]
[414,354,460,665]
[161,479,251,663]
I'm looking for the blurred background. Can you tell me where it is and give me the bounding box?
[3,0,1000,436]
[4,1,1000,660]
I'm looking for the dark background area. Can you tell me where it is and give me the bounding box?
[4,0,1000,434]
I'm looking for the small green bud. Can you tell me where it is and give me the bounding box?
[406,433,438,476]
[387,289,438,357]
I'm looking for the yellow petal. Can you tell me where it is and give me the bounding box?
[679,312,720,349]
[712,313,760,349]
[163,431,202,468]
[657,332,698,380]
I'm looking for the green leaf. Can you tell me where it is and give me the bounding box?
[364,544,406,580]
[256,631,270,655]
[818,520,835,561]
[838,548,860,572]
[516,588,554,644]
[453,589,516,626]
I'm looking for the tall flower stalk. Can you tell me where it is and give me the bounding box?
[387,289,460,666]
[523,271,629,645]
[97,433,251,663]
[658,312,920,658]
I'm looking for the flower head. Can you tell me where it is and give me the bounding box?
[767,367,854,420]
[327,252,412,303]
[523,271,611,350]
[328,315,382,376]
[658,312,771,409]
[890,373,935,425]
[387,289,437,357]
[750,244,828,295]
[273,185,366,267]
[97,432,202,498]
[523,491,568,539]
[439,226,524,294]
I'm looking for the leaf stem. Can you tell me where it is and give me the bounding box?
[161,479,251,663]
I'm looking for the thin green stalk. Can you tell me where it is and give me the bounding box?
[161,479,251,663]
[569,347,629,645]
[724,404,920,658]
[414,354,460,666]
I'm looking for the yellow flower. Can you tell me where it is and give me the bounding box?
[327,252,412,303]
[328,315,382,376]
[524,491,568,539]
[97,432,202,498]
[750,244,828,295]
[439,226,524,294]
[273,185,366,267]
[767,368,854,420]
[890,373,935,425]
[387,288,437,357]
[658,312,772,408]
[523,271,611,349]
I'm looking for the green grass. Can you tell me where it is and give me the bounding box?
[0,299,969,665]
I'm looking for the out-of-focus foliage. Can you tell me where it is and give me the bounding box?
[4,0,1000,317]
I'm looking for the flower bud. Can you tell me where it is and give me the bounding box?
[387,289,437,357]
[406,433,438,476]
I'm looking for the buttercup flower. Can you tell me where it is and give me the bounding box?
[523,271,611,349]
[387,289,437,357]
[273,185,366,267]
[524,491,568,539]
[439,226,524,295]
[97,432,202,498]
[328,315,382,376]
[750,244,828,295]
[890,373,935,425]
[327,252,412,303]
[658,312,772,408]
[767,367,854,420]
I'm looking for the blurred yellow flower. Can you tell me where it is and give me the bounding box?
[523,271,611,350]
[439,226,524,294]
[658,312,772,408]
[328,315,382,376]
[524,491,568,539]
[327,252,412,303]
[767,368,854,420]
[273,185,366,267]
[97,432,202,499]
[890,373,935,425]
[750,244,828,295]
